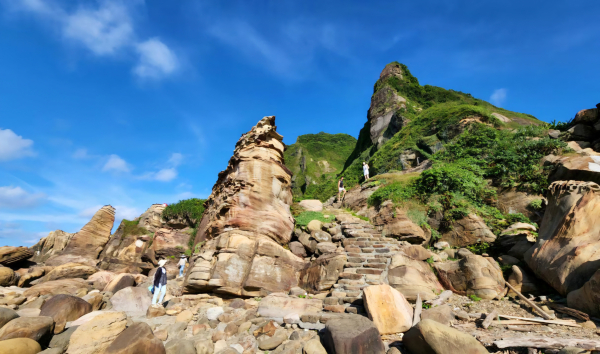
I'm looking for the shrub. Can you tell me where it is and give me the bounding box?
[162,198,207,224]
[121,219,148,237]
[529,199,543,210]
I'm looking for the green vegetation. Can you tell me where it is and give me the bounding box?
[529,199,543,210]
[294,211,331,228]
[162,198,207,225]
[469,294,482,302]
[284,132,357,202]
[121,219,148,238]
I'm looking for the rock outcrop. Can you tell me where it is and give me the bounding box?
[387,252,443,301]
[46,206,116,267]
[184,116,304,296]
[31,231,74,263]
[434,255,506,300]
[404,319,489,354]
[39,294,92,334]
[440,214,496,247]
[549,155,600,185]
[0,247,33,266]
[525,181,600,295]
[98,220,152,274]
[371,201,429,244]
[137,204,167,232]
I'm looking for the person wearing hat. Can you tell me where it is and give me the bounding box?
[152,259,168,306]
[178,255,187,278]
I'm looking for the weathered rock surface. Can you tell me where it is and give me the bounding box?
[507,265,544,295]
[549,156,600,185]
[387,252,443,301]
[321,314,385,354]
[440,214,496,247]
[0,247,33,266]
[98,220,152,274]
[567,268,600,317]
[138,204,167,232]
[0,267,17,286]
[39,294,92,334]
[372,201,428,244]
[0,338,42,354]
[496,188,544,222]
[31,231,74,263]
[363,284,413,334]
[42,263,97,282]
[258,293,322,321]
[299,253,346,292]
[498,223,537,261]
[0,307,19,329]
[298,199,323,212]
[421,305,456,326]
[23,278,91,298]
[103,274,135,294]
[110,287,152,314]
[104,322,166,354]
[66,311,127,354]
[18,268,47,287]
[434,255,506,300]
[403,319,489,354]
[46,206,115,267]
[525,181,600,295]
[149,228,190,260]
[0,316,54,345]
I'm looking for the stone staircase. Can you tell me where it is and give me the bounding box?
[325,210,406,313]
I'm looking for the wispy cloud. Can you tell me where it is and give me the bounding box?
[490,88,508,107]
[0,128,35,161]
[139,153,182,182]
[0,186,46,209]
[7,0,179,80]
[72,148,90,159]
[102,154,130,173]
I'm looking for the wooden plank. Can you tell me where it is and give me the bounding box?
[482,309,498,329]
[491,320,580,327]
[494,337,600,350]
[413,294,422,326]
[507,325,536,332]
[545,302,590,321]
[426,290,452,307]
[496,315,580,327]
[504,281,554,320]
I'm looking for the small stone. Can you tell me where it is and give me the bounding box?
[582,321,597,329]
[206,307,224,321]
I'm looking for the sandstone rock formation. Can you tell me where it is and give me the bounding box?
[372,201,429,244]
[31,231,74,263]
[549,155,600,185]
[42,263,97,282]
[440,214,496,247]
[525,181,600,295]
[404,319,490,354]
[148,228,190,259]
[46,206,116,267]
[23,278,91,298]
[104,322,166,354]
[39,294,92,334]
[363,284,413,334]
[0,338,42,354]
[98,220,152,274]
[299,253,347,292]
[0,247,33,266]
[567,268,600,317]
[434,255,506,300]
[298,199,323,212]
[66,311,127,354]
[0,267,17,286]
[321,314,385,354]
[184,116,303,296]
[137,204,167,232]
[0,316,54,346]
[387,251,443,301]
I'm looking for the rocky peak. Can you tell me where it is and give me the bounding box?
[378,61,404,81]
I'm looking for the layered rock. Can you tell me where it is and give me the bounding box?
[46,206,116,267]
[525,181,600,295]
[434,255,506,300]
[0,247,33,266]
[98,219,153,274]
[387,252,443,301]
[549,155,600,185]
[31,231,74,263]
[184,116,301,296]
[137,204,167,232]
[440,214,496,247]
[371,201,429,244]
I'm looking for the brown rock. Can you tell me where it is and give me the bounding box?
[258,293,323,320]
[550,156,600,185]
[110,287,152,313]
[31,230,74,263]
[66,311,127,354]
[147,305,166,318]
[289,241,307,258]
[82,292,105,311]
[421,305,455,326]
[440,214,496,247]
[507,265,544,295]
[402,245,433,261]
[46,206,115,267]
[496,188,545,222]
[39,294,92,334]
[0,267,17,286]
[324,305,346,313]
[23,278,91,298]
[0,316,54,346]
[43,263,97,282]
[18,268,46,287]
[176,310,192,323]
[86,271,116,290]
[403,319,489,354]
[363,284,413,334]
[299,253,346,292]
[434,255,505,300]
[98,219,152,274]
[149,228,190,260]
[387,252,443,301]
[298,200,323,212]
[0,307,19,329]
[321,314,385,354]
[103,274,135,294]
[0,338,42,354]
[372,202,428,244]
[104,322,166,354]
[137,204,167,233]
[0,247,33,266]
[567,269,600,317]
[525,181,600,295]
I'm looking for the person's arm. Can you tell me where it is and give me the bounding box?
[338,180,341,188]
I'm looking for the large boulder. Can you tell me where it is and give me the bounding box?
[440,214,496,247]
[103,274,135,294]
[0,267,17,286]
[498,223,537,261]
[525,181,600,295]
[363,284,413,334]
[18,268,46,287]
[87,271,116,290]
[298,253,346,292]
[31,230,74,263]
[257,293,322,321]
[549,156,600,185]
[46,206,116,267]
[0,316,54,346]
[0,307,19,329]
[0,338,42,354]
[371,201,429,244]
[23,278,91,298]
[42,263,97,282]
[321,314,385,354]
[148,228,190,259]
[567,268,600,317]
[403,319,489,354]
[387,252,443,301]
[39,294,92,334]
[66,311,127,354]
[434,255,506,300]
[104,322,166,354]
[0,247,33,266]
[298,200,323,212]
[496,187,544,222]
[110,287,152,314]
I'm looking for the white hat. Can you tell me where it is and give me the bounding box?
[158,259,167,267]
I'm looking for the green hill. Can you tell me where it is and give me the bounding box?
[284,132,356,201]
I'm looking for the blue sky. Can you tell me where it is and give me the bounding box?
[1,0,599,246]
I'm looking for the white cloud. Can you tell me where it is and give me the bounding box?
[0,186,46,209]
[114,205,140,220]
[102,154,130,173]
[9,0,180,80]
[0,128,35,161]
[154,168,177,182]
[490,88,508,107]
[134,38,179,79]
[168,152,183,166]
[72,148,89,159]
[63,1,133,55]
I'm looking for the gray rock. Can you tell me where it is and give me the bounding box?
[165,339,196,354]
[167,321,188,340]
[421,305,455,326]
[39,349,63,354]
[303,338,327,354]
[0,307,19,329]
[557,347,588,354]
[404,319,488,354]
[321,314,385,354]
[49,325,78,352]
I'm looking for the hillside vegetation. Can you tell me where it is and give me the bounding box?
[284,132,356,201]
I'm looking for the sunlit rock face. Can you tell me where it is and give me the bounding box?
[184,116,304,296]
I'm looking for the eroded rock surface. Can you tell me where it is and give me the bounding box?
[434,255,506,300]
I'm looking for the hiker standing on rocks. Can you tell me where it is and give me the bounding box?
[178,255,187,278]
[338,177,347,201]
[363,162,370,181]
[152,259,168,306]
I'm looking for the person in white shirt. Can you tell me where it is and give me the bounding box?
[363,162,370,181]
[178,255,187,278]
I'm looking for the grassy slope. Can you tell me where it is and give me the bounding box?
[284,132,356,201]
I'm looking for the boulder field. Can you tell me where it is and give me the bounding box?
[0,102,599,354]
